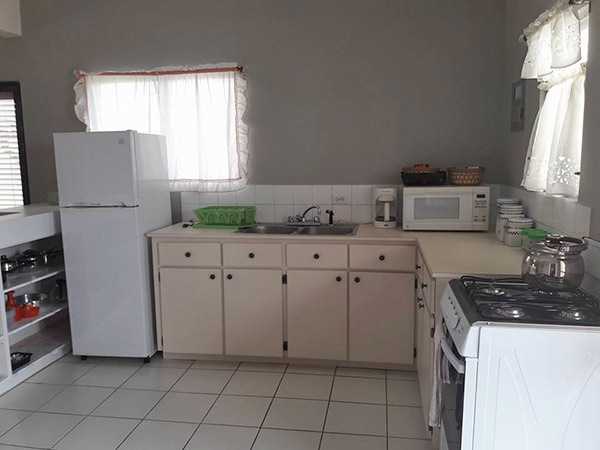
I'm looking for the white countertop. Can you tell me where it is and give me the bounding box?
[149,223,524,278]
[0,204,61,249]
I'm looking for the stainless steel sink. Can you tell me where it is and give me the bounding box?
[235,223,358,236]
[297,225,358,236]
[236,224,299,234]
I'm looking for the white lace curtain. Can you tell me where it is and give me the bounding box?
[521,0,589,197]
[74,64,248,192]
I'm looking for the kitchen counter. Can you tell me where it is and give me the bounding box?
[148,223,524,278]
[0,204,61,249]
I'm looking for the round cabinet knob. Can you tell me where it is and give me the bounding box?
[248,253,255,259]
[416,264,421,270]
[354,277,360,283]
[418,302,425,309]
[379,255,385,261]
[185,252,191,258]
[210,274,216,280]
[336,276,342,282]
[421,282,428,289]
[313,254,320,260]
[226,274,233,280]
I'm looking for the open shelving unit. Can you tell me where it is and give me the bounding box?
[0,208,70,395]
[3,263,65,294]
[7,301,68,335]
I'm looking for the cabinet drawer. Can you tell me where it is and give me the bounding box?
[349,245,415,271]
[287,244,347,268]
[159,242,221,266]
[223,243,282,267]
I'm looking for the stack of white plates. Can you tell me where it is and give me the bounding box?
[497,198,520,205]
[495,199,525,241]
[504,217,534,247]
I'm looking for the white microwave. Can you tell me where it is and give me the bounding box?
[402,186,490,231]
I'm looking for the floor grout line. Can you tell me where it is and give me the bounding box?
[316,364,336,450]
[1,355,429,449]
[248,363,287,450]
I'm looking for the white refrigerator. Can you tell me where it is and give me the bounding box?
[54,131,172,359]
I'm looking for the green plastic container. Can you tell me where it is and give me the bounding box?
[521,228,548,250]
[193,206,256,227]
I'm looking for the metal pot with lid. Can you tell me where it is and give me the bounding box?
[522,235,588,291]
[1,255,19,282]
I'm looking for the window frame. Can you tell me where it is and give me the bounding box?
[0,81,30,206]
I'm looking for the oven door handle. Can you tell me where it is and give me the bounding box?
[440,338,465,374]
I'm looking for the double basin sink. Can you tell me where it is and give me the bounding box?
[236,223,358,236]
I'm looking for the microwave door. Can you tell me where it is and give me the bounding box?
[404,194,473,230]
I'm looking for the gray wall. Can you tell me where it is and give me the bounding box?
[580,8,600,239]
[0,0,506,203]
[502,0,600,239]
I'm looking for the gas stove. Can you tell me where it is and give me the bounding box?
[457,276,600,326]
[440,248,600,450]
[441,276,600,358]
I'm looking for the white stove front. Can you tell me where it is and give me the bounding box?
[441,281,600,450]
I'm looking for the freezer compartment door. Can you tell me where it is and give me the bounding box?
[54,131,138,207]
[60,207,155,357]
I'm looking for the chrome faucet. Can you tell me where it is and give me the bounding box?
[288,204,321,225]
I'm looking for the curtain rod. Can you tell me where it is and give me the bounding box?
[519,0,590,44]
[77,66,245,78]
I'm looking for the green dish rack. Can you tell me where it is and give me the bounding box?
[193,206,256,228]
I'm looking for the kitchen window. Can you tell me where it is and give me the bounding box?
[0,82,29,209]
[520,0,589,197]
[74,65,248,192]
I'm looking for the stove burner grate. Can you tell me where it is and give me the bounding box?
[459,276,600,325]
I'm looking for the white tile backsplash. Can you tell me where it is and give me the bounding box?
[180,184,593,234]
[576,204,592,237]
[274,186,293,205]
[198,192,219,204]
[180,192,200,203]
[499,185,592,238]
[218,192,237,205]
[334,205,352,222]
[274,204,294,223]
[332,186,351,205]
[352,205,372,224]
[292,186,312,205]
[255,185,274,205]
[256,204,275,223]
[237,185,256,205]
[312,186,332,205]
[351,185,372,205]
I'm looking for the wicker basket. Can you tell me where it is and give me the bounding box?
[447,167,485,185]
[402,166,440,174]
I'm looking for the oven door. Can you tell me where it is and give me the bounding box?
[440,327,478,450]
[403,187,475,230]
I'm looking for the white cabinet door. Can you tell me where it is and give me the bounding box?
[287,270,347,360]
[349,272,414,364]
[224,269,283,357]
[159,268,223,355]
[416,291,434,429]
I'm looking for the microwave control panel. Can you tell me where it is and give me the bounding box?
[472,187,490,226]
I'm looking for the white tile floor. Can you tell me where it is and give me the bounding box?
[0,354,431,450]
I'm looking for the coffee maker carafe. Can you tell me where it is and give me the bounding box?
[373,187,398,229]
